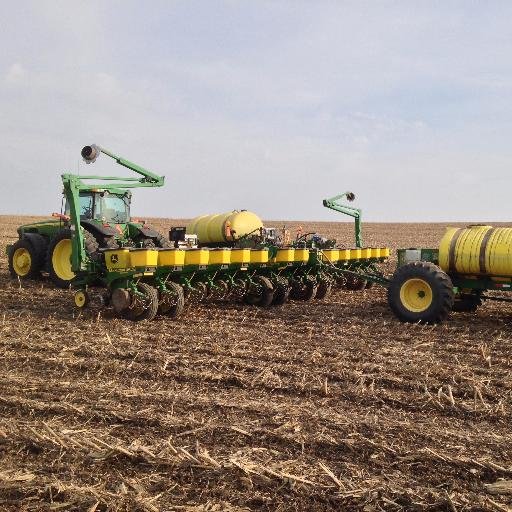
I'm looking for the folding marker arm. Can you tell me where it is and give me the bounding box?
[63,144,166,272]
[323,192,362,247]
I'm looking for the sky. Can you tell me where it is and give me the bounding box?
[1,1,511,222]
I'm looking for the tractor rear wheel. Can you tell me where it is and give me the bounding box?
[9,237,46,279]
[123,283,159,321]
[86,231,118,261]
[46,229,108,288]
[245,276,274,307]
[387,261,454,324]
[47,229,75,288]
[158,281,185,318]
[134,233,171,248]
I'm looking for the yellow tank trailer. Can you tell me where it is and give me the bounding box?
[388,224,512,324]
[187,210,263,245]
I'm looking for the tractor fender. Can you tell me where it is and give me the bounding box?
[131,223,161,239]
[81,219,118,237]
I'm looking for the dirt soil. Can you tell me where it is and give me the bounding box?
[1,215,511,512]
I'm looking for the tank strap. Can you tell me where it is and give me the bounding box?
[479,227,495,274]
[448,228,463,273]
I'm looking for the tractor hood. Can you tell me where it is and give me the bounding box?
[17,219,63,238]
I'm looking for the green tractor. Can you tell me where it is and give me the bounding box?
[8,144,170,288]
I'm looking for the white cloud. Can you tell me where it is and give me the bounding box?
[4,63,26,84]
[0,1,511,222]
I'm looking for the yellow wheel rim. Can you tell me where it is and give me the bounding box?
[400,278,433,313]
[12,248,32,277]
[52,239,75,281]
[74,290,87,308]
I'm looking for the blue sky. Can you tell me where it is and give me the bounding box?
[1,1,511,221]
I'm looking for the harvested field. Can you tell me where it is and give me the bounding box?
[1,215,511,511]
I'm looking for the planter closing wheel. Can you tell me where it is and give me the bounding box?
[122,282,159,321]
[244,276,274,307]
[271,277,291,306]
[387,261,454,324]
[158,282,185,318]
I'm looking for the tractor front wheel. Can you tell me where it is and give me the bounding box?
[387,262,454,324]
[9,238,46,279]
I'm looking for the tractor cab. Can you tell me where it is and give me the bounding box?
[65,190,131,226]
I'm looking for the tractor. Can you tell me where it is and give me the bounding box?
[8,145,170,288]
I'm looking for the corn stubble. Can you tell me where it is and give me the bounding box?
[0,215,511,511]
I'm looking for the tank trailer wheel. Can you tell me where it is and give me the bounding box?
[9,238,46,279]
[158,282,185,318]
[244,276,274,307]
[122,283,159,321]
[271,277,291,306]
[387,261,454,324]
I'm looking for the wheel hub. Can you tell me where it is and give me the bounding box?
[399,278,433,313]
[13,248,31,276]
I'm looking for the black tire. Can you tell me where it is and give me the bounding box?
[452,294,481,313]
[387,261,454,324]
[315,279,332,300]
[85,231,118,262]
[158,281,185,318]
[46,229,113,288]
[134,233,171,249]
[123,283,159,321]
[8,238,46,279]
[46,229,75,288]
[245,276,274,307]
[155,233,172,248]
[271,277,291,306]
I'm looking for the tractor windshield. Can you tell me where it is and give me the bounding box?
[65,192,130,224]
[93,193,130,224]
